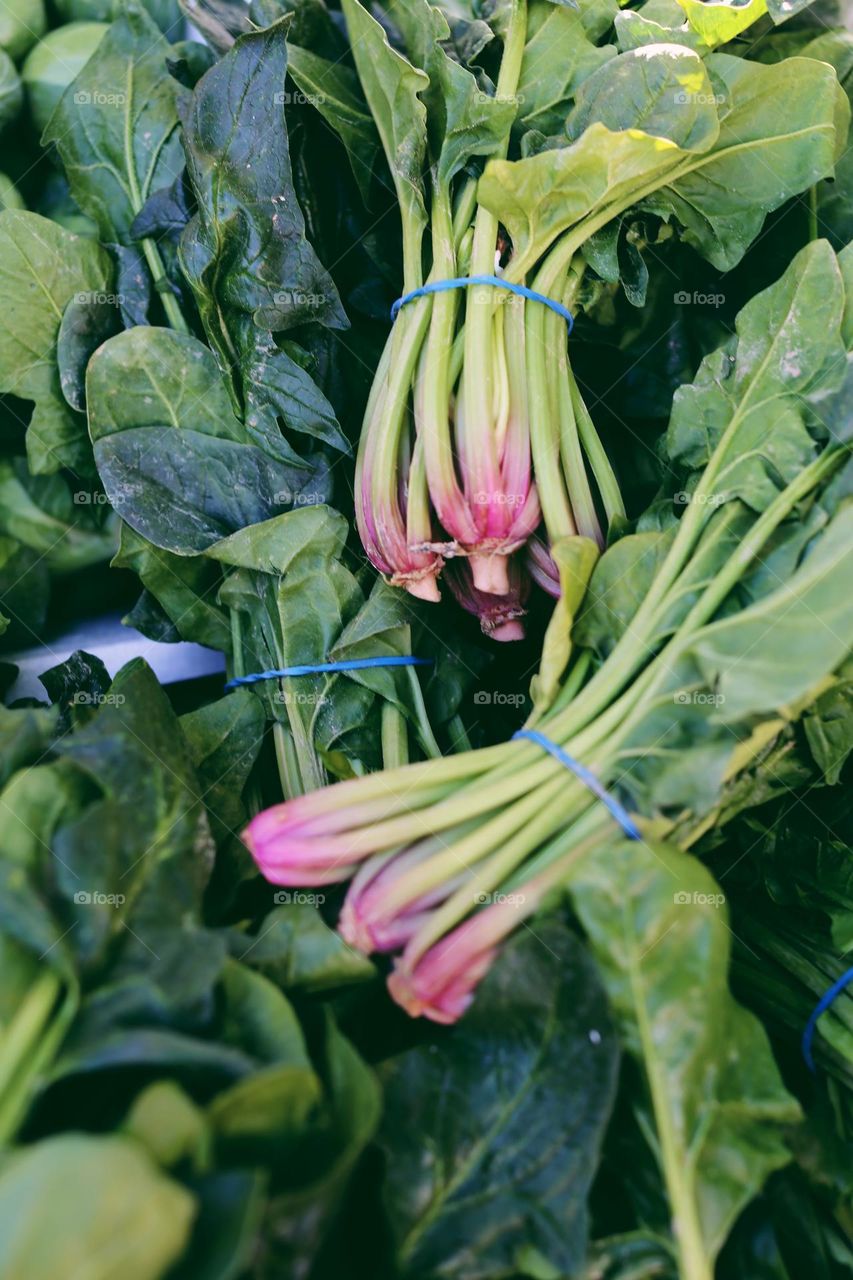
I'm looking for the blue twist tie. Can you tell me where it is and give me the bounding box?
[391,274,574,332]
[226,655,432,691]
[513,728,641,841]
[801,963,853,1072]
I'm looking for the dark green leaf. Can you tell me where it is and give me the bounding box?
[379,916,619,1278]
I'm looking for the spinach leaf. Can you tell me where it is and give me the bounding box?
[568,840,800,1274]
[340,0,429,282]
[42,3,186,324]
[378,916,619,1279]
[516,0,616,139]
[0,211,112,474]
[0,461,117,572]
[87,327,331,553]
[676,0,817,47]
[179,17,347,379]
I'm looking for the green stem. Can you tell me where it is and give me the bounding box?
[139,237,189,334]
[0,971,76,1146]
[273,721,305,800]
[381,703,409,769]
[461,0,528,465]
[405,666,443,759]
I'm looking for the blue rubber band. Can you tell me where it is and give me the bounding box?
[801,963,853,1072]
[513,728,641,840]
[226,655,432,691]
[391,275,575,332]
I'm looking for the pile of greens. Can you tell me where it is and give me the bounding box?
[0,0,850,1276]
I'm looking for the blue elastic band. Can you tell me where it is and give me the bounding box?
[226,655,432,691]
[391,275,574,332]
[801,963,853,1072]
[513,728,641,840]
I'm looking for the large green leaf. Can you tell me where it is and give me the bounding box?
[340,0,429,259]
[87,327,330,554]
[378,916,619,1279]
[568,45,721,152]
[0,211,111,474]
[42,3,184,245]
[516,1,616,138]
[179,16,347,375]
[688,504,853,721]
[479,121,688,276]
[479,52,845,274]
[86,326,243,444]
[568,839,801,1274]
[95,429,328,554]
[666,239,846,507]
[649,54,850,269]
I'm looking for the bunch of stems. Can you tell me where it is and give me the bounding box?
[355,0,624,634]
[251,434,845,1019]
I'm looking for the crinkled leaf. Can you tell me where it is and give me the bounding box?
[242,327,349,456]
[179,17,347,375]
[387,0,517,184]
